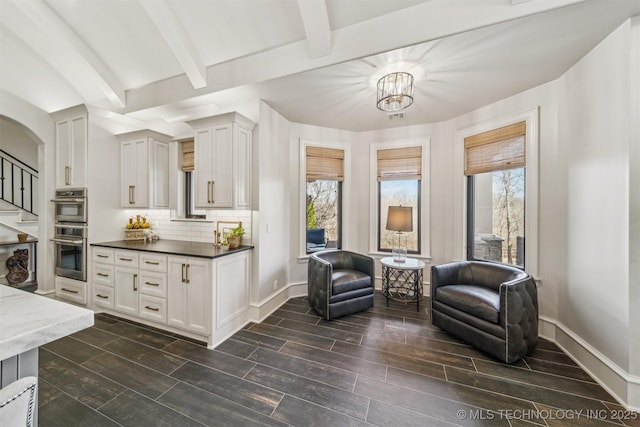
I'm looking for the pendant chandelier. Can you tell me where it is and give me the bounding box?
[376,72,414,112]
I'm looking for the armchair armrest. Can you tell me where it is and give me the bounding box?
[499,275,538,362]
[349,251,375,280]
[430,262,469,300]
[308,255,332,318]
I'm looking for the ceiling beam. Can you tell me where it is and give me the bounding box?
[121,0,590,114]
[2,0,125,108]
[297,0,332,58]
[139,0,207,89]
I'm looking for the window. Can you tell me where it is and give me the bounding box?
[180,139,205,219]
[465,121,526,268]
[305,146,343,254]
[377,146,421,253]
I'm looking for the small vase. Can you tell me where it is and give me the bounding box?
[227,236,241,249]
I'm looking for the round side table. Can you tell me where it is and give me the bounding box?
[380,257,426,312]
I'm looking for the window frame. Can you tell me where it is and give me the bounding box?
[455,108,539,277]
[368,139,430,259]
[299,139,351,259]
[377,179,422,254]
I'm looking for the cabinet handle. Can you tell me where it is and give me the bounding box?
[61,287,78,294]
[185,264,190,284]
[207,181,212,203]
[181,263,186,283]
[119,257,133,261]
[133,273,138,291]
[97,254,109,258]
[144,281,160,287]
[97,273,109,277]
[129,185,136,204]
[96,294,109,299]
[65,166,71,186]
[144,305,160,312]
[144,261,160,265]
[210,180,215,204]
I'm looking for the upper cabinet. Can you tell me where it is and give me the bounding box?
[54,108,88,189]
[187,112,255,210]
[119,130,171,209]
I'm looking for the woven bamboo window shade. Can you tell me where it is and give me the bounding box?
[464,121,526,176]
[181,139,194,171]
[306,146,344,181]
[377,146,422,180]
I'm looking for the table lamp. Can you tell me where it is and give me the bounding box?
[386,205,413,262]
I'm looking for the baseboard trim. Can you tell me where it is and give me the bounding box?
[539,315,640,411]
[249,281,307,323]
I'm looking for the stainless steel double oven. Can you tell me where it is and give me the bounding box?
[51,188,87,281]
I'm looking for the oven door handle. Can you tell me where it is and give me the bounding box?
[54,224,87,230]
[50,199,86,203]
[50,238,84,245]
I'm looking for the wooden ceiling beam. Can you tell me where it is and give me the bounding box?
[297,0,332,58]
[139,0,207,90]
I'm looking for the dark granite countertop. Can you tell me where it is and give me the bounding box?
[90,239,253,259]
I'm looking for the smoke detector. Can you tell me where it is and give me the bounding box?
[387,112,406,120]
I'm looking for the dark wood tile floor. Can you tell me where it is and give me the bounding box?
[38,293,639,426]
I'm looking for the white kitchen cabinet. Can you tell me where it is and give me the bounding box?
[187,112,255,209]
[55,276,87,305]
[119,131,171,208]
[55,113,87,188]
[194,125,233,208]
[167,257,210,335]
[114,266,139,316]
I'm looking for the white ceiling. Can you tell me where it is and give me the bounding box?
[1,0,639,136]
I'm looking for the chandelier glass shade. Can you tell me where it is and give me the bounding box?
[376,72,414,112]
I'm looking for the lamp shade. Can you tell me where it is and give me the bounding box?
[377,72,414,112]
[386,206,413,232]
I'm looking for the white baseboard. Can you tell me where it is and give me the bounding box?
[248,281,307,323]
[539,315,640,411]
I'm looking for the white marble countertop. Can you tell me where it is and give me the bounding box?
[0,286,94,361]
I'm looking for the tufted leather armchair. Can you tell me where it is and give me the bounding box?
[431,261,538,363]
[308,250,374,320]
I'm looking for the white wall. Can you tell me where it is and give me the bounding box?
[557,17,635,402]
[0,90,55,293]
[0,117,38,170]
[254,101,292,303]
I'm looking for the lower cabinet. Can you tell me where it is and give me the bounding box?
[114,267,139,316]
[91,246,250,348]
[167,257,210,335]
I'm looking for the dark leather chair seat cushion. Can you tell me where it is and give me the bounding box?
[435,284,500,324]
[332,269,371,294]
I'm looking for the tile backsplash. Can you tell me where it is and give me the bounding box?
[127,210,252,244]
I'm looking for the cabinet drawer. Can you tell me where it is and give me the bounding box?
[139,295,167,324]
[93,285,114,310]
[55,277,87,305]
[140,253,167,273]
[139,271,167,298]
[93,264,114,287]
[93,248,114,264]
[115,250,139,268]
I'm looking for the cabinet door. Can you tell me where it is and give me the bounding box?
[55,119,71,187]
[121,139,149,208]
[151,140,169,208]
[167,257,210,334]
[70,115,87,187]
[194,125,233,208]
[114,267,139,316]
[55,114,88,188]
[234,124,252,209]
[211,125,233,208]
[167,257,188,329]
[194,128,213,208]
[184,258,210,334]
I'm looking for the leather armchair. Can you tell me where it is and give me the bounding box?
[431,261,538,363]
[308,250,374,320]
